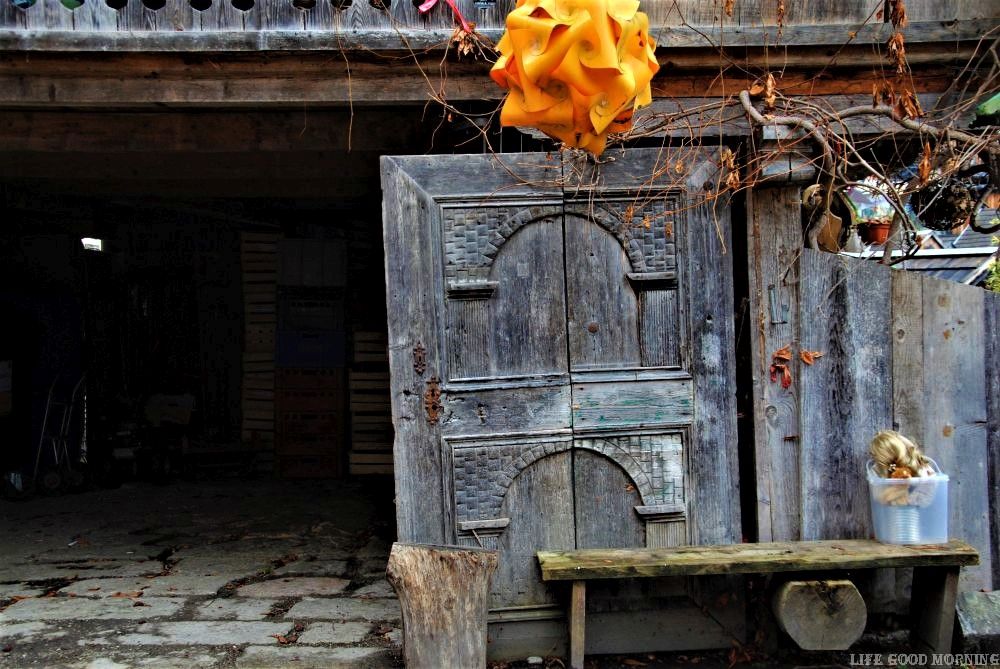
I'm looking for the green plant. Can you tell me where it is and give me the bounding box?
[985,235,1000,293]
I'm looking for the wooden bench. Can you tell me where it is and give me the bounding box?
[537,539,979,669]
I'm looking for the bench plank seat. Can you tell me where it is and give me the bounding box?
[538,539,978,581]
[537,539,979,669]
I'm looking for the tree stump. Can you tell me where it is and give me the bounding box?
[386,542,499,669]
[772,579,867,650]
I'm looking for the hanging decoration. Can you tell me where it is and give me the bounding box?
[490,0,659,156]
[418,0,473,34]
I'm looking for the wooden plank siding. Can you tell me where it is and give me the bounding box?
[986,291,1000,591]
[0,0,1000,38]
[748,224,998,598]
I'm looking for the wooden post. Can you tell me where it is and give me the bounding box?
[570,581,586,669]
[911,565,960,653]
[385,542,498,669]
[772,579,867,650]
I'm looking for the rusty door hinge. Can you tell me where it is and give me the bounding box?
[423,376,442,425]
[412,342,427,376]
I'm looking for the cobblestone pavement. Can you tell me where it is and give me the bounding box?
[0,478,402,669]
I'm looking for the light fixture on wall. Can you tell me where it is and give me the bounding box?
[81,238,104,252]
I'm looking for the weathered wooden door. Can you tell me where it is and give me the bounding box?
[382,148,742,657]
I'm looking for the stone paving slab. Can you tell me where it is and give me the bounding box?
[0,597,186,621]
[237,577,349,598]
[0,564,100,582]
[271,559,349,578]
[957,590,1000,652]
[61,576,233,598]
[286,597,400,622]
[357,558,390,579]
[352,580,395,599]
[193,598,280,621]
[356,538,391,559]
[0,584,45,599]
[113,621,291,645]
[0,621,62,640]
[169,557,273,577]
[98,563,165,579]
[297,621,371,645]
[67,649,225,668]
[236,645,394,669]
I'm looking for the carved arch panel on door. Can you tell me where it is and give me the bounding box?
[441,203,567,381]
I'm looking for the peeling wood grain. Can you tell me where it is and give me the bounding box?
[538,539,979,581]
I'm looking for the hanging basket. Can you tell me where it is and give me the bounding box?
[910,179,977,231]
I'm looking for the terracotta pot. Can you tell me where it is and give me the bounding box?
[859,221,891,245]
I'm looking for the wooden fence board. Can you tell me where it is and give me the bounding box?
[747,186,803,542]
[752,244,997,597]
[798,250,891,541]
[986,291,1000,590]
[920,277,991,592]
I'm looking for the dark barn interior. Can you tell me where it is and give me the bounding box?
[0,106,535,496]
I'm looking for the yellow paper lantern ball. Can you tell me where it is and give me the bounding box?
[490,0,659,156]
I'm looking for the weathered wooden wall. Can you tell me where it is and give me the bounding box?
[0,0,996,46]
[748,187,998,602]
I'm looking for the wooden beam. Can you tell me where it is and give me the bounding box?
[0,46,970,107]
[570,581,586,669]
[0,18,994,51]
[536,540,979,581]
[0,110,429,153]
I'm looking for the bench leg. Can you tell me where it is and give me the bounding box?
[910,565,959,654]
[570,581,586,669]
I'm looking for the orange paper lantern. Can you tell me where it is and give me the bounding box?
[490,0,659,156]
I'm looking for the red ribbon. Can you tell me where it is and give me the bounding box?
[417,0,472,34]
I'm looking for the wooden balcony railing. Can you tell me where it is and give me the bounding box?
[0,0,996,51]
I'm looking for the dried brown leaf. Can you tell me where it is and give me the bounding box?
[887,32,907,74]
[763,72,777,110]
[723,0,734,17]
[888,0,907,28]
[896,89,923,119]
[772,345,792,361]
[799,350,824,365]
[111,591,143,599]
[917,142,932,185]
[780,366,793,389]
[622,660,648,667]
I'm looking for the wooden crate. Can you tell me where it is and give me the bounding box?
[349,451,394,475]
[277,454,339,479]
[352,331,389,364]
[276,387,343,412]
[278,411,342,437]
[348,336,394,474]
[276,368,343,390]
[241,231,280,455]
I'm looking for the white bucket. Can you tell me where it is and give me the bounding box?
[866,458,948,545]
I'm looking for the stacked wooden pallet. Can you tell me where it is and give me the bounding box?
[273,237,348,479]
[275,368,344,478]
[240,231,280,457]
[348,331,393,475]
